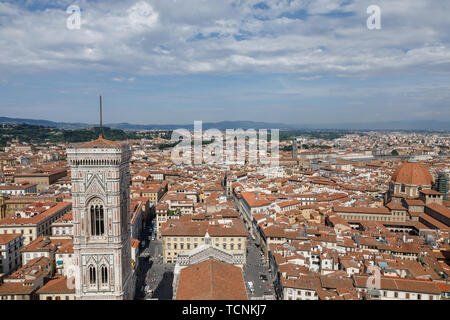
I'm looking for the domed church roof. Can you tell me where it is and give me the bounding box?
[391,161,433,186]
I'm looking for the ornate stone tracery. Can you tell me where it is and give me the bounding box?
[67,135,134,300]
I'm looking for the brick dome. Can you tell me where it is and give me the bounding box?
[391,161,433,186]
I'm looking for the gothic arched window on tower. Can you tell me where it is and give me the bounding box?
[89,265,96,285]
[101,265,108,285]
[89,199,105,236]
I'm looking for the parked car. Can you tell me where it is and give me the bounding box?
[247,281,254,293]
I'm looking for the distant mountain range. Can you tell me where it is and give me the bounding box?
[0,116,449,131]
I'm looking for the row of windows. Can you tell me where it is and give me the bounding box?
[46,296,71,300]
[166,237,242,242]
[54,228,71,235]
[166,243,242,250]
[343,215,392,221]
[70,159,120,166]
[382,291,434,300]
[287,289,316,296]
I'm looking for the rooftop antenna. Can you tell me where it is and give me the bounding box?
[99,94,103,138]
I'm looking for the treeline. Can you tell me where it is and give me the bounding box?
[0,123,154,147]
[158,139,215,150]
[279,130,350,141]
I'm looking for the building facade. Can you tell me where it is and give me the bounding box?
[67,135,134,300]
[0,234,23,276]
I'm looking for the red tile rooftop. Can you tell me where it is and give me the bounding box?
[333,206,390,214]
[162,218,247,237]
[0,233,22,245]
[391,161,433,186]
[176,258,247,300]
[0,202,71,226]
[420,189,442,195]
[240,191,271,207]
[426,202,450,219]
[73,135,123,149]
[36,276,75,294]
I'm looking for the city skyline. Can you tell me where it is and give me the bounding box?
[0,0,449,124]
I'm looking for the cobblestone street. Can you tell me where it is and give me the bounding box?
[135,227,174,300]
[243,237,275,299]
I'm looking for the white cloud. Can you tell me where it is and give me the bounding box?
[0,0,449,78]
[127,1,159,30]
[112,76,136,82]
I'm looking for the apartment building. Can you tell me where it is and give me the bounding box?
[0,233,23,276]
[51,211,73,236]
[0,202,72,245]
[155,203,179,240]
[161,217,247,264]
[353,275,442,300]
[14,168,67,192]
[0,256,52,300]
[0,183,37,196]
[37,276,76,300]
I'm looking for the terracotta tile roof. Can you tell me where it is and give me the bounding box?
[405,199,425,206]
[36,276,75,294]
[420,189,442,195]
[320,275,354,290]
[0,202,71,226]
[0,282,35,295]
[426,203,450,219]
[0,233,22,245]
[76,135,123,149]
[21,236,57,253]
[353,275,441,294]
[277,200,301,208]
[333,205,390,214]
[386,202,407,211]
[161,219,247,237]
[391,162,433,185]
[176,258,247,300]
[8,256,51,280]
[281,275,321,291]
[241,191,271,207]
[56,241,73,254]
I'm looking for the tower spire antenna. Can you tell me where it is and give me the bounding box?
[99,94,103,138]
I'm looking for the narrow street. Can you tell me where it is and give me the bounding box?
[134,224,152,300]
[135,223,174,300]
[243,237,274,299]
[135,208,275,300]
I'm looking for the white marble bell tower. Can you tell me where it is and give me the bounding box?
[66,96,134,300]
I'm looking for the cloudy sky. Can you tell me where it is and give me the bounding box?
[0,0,449,125]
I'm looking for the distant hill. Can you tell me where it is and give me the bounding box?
[0,117,90,130]
[0,116,449,131]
